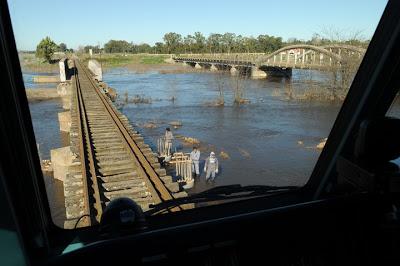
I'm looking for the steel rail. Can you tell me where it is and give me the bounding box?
[76,73,103,223]
[73,71,92,226]
[74,59,182,219]
[77,60,180,206]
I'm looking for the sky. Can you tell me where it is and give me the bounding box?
[8,0,388,51]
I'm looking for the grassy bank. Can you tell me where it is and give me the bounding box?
[19,52,59,73]
[80,53,170,68]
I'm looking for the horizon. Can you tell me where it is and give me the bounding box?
[8,0,388,51]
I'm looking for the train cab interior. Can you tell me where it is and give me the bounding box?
[1,0,400,265]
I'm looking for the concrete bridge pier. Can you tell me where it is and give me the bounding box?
[230,66,238,76]
[194,63,202,69]
[251,67,267,79]
[88,60,103,81]
[182,61,189,67]
[210,64,218,71]
[59,60,66,82]
[281,68,292,78]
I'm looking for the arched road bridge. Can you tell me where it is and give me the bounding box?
[173,44,366,78]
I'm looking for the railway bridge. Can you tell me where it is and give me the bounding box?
[173,44,366,78]
[61,60,188,228]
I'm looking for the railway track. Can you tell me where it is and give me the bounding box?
[67,60,183,227]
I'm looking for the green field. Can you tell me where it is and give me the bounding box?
[82,53,169,68]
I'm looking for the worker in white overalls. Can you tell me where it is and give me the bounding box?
[190,146,200,177]
[204,152,219,182]
[164,127,174,156]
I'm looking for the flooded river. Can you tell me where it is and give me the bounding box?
[24,67,400,225]
[103,68,342,188]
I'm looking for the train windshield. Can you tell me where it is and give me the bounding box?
[7,0,388,228]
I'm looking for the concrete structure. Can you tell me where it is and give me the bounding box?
[50,146,77,182]
[251,67,267,79]
[210,64,218,71]
[57,82,72,110]
[88,59,102,81]
[164,56,175,64]
[58,111,71,132]
[230,66,238,76]
[25,88,58,102]
[59,60,66,82]
[172,44,366,79]
[33,76,60,83]
[194,63,202,69]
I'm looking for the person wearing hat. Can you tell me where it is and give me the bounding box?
[204,151,219,181]
[190,146,201,177]
[164,127,174,156]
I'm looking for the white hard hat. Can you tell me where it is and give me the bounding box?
[210,152,215,156]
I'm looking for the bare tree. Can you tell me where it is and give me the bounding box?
[213,69,225,106]
[231,67,250,105]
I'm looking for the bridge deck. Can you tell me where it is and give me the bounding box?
[65,60,184,227]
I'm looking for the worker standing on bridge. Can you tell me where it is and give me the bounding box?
[190,146,200,177]
[204,152,219,182]
[164,127,174,156]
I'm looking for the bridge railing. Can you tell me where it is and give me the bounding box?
[174,53,265,63]
[174,45,365,69]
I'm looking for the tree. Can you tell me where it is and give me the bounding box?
[243,37,257,53]
[207,33,223,53]
[163,32,182,54]
[154,42,165,54]
[58,43,67,52]
[104,40,132,53]
[84,45,101,53]
[193,32,206,53]
[135,43,152,53]
[257,35,283,53]
[222,33,236,53]
[183,35,195,53]
[36,37,57,63]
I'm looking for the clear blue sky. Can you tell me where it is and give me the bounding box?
[8,0,388,51]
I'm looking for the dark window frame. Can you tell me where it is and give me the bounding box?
[1,0,400,263]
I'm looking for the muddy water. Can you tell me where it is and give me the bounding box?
[23,72,66,226]
[104,68,342,190]
[24,72,62,159]
[23,68,400,224]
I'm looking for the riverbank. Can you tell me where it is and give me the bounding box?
[80,53,197,74]
[19,52,59,73]
[83,53,353,102]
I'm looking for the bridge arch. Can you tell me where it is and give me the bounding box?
[321,44,366,54]
[255,44,342,67]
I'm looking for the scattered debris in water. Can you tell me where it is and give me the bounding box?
[317,138,328,149]
[130,94,152,104]
[41,160,53,176]
[238,148,251,158]
[169,121,182,128]
[219,151,230,160]
[142,122,157,129]
[176,135,200,145]
[168,96,177,102]
[204,100,225,107]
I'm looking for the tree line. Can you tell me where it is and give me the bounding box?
[98,32,368,55]
[35,32,369,62]
[101,32,284,54]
